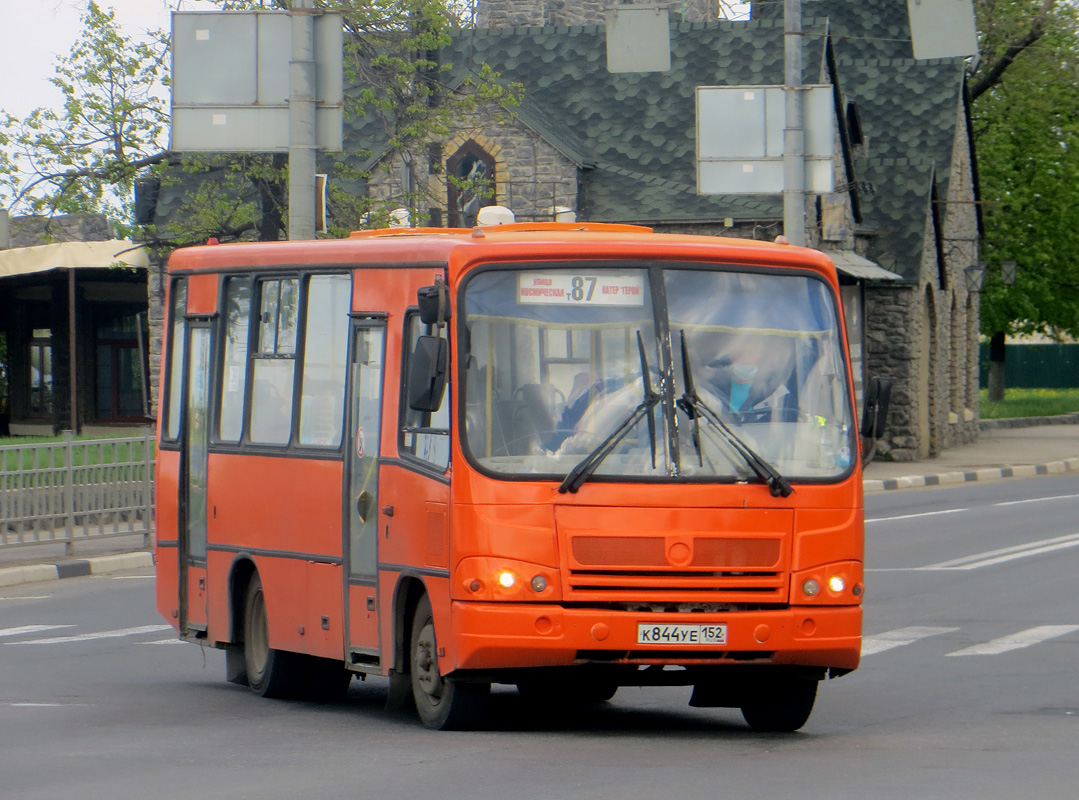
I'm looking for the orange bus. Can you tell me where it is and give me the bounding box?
[155,220,879,731]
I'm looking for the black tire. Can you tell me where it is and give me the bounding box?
[740,679,818,733]
[409,595,489,730]
[243,574,308,699]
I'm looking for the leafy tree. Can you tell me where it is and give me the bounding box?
[151,0,520,245]
[970,0,1079,399]
[0,2,169,233]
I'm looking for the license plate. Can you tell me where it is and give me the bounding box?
[636,623,727,645]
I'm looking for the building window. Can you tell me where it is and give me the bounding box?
[447,140,495,228]
[29,329,53,418]
[94,310,147,421]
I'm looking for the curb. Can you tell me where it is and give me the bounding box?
[0,551,153,589]
[863,457,1079,493]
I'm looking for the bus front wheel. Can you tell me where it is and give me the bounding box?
[243,574,306,699]
[740,678,818,733]
[409,596,489,730]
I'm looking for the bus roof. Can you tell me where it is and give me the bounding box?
[166,222,839,282]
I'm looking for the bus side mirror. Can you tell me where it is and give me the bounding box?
[860,376,892,440]
[418,281,451,326]
[408,335,448,412]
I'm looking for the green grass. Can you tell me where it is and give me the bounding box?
[979,388,1079,419]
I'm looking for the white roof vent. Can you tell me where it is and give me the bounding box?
[477,206,515,226]
[549,206,577,223]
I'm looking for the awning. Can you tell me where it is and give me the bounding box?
[0,239,149,279]
[821,249,903,281]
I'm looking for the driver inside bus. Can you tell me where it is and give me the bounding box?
[702,334,793,419]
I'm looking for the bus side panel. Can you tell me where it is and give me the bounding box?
[155,449,181,629]
[348,584,379,650]
[307,562,344,659]
[205,453,343,657]
[206,549,235,644]
[186,273,219,315]
[256,556,309,654]
[206,453,343,556]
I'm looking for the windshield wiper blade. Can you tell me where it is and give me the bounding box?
[558,330,660,494]
[677,330,793,498]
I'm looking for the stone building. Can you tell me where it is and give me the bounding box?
[358,0,982,460]
[142,0,980,460]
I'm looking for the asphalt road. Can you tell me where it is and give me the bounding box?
[2,474,1078,799]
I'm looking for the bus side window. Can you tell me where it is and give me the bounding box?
[218,276,251,443]
[401,313,450,470]
[298,275,350,447]
[163,279,187,441]
[250,278,299,445]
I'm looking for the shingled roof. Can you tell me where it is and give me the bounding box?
[342,4,967,282]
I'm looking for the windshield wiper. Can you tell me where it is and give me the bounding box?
[676,330,793,498]
[559,331,660,494]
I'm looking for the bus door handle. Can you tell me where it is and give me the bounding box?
[381,505,394,517]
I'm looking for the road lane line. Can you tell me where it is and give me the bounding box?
[6,624,172,644]
[919,532,1079,571]
[866,508,968,523]
[0,625,75,639]
[995,493,1079,507]
[861,626,959,656]
[946,625,1079,657]
[139,638,183,645]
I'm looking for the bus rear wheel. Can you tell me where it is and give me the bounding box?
[740,678,818,733]
[243,574,306,699]
[409,596,489,730]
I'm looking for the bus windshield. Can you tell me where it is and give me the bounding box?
[461,265,855,483]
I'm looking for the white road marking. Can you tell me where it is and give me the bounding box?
[861,626,959,656]
[994,493,1079,507]
[7,624,172,644]
[0,624,74,639]
[919,532,1079,571]
[0,596,51,601]
[108,576,153,581]
[946,625,1079,657]
[865,508,968,524]
[139,638,183,645]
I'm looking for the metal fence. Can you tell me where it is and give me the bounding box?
[0,429,154,555]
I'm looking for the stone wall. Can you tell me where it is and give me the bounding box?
[477,0,717,28]
[8,214,115,248]
[366,111,579,224]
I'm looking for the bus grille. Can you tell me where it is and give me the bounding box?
[565,536,787,602]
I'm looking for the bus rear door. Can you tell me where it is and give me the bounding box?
[179,320,212,637]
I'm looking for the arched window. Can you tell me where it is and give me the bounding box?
[447,141,495,227]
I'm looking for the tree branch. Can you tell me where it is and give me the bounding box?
[970,0,1056,100]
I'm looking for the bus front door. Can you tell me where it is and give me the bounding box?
[344,324,385,665]
[179,322,211,637]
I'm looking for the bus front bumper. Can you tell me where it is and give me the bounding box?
[449,602,861,673]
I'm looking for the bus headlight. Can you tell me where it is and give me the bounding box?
[455,557,561,601]
[791,561,863,605]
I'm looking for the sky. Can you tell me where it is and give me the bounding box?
[0,0,754,119]
[0,0,217,119]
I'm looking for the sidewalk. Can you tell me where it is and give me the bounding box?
[863,417,1079,492]
[3,419,1078,588]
